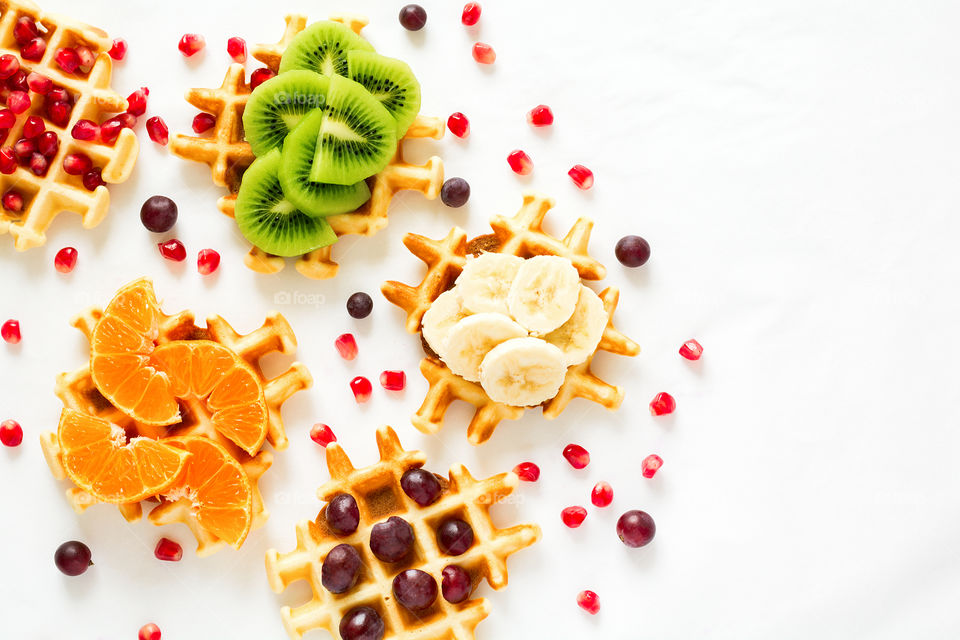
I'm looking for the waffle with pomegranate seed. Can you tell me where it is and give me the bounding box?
[169,13,445,280]
[39,295,312,556]
[382,193,641,445]
[0,0,138,251]
[265,425,540,640]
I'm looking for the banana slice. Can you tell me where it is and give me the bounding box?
[421,289,470,356]
[543,286,608,366]
[456,253,524,315]
[440,313,528,382]
[507,255,581,334]
[479,337,568,407]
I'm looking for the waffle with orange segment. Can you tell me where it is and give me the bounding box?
[382,193,641,445]
[265,425,540,640]
[169,13,444,280]
[40,278,312,555]
[0,0,138,251]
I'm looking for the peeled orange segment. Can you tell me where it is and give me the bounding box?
[57,408,190,504]
[90,278,180,426]
[151,341,269,455]
[162,437,253,549]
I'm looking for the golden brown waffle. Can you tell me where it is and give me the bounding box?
[170,13,445,279]
[0,0,138,250]
[382,193,641,444]
[39,296,312,555]
[265,426,540,640]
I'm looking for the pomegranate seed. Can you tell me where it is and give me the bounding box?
[55,47,80,74]
[250,68,276,90]
[14,138,36,161]
[27,72,52,95]
[2,190,23,212]
[507,149,533,175]
[577,590,600,615]
[20,38,46,62]
[46,101,71,127]
[379,370,406,391]
[117,112,137,129]
[591,481,614,508]
[53,247,78,273]
[154,537,182,561]
[146,116,169,145]
[561,506,587,528]
[641,454,663,479]
[192,112,216,133]
[99,118,122,144]
[75,46,95,73]
[526,104,554,127]
[2,319,21,344]
[562,444,590,469]
[0,110,14,128]
[46,87,71,104]
[513,462,540,482]
[126,87,149,116]
[82,168,105,191]
[350,376,372,403]
[62,152,92,175]
[109,38,128,61]
[447,112,470,138]
[28,153,48,176]
[0,148,15,174]
[335,333,358,360]
[472,42,496,64]
[22,115,44,138]
[38,131,59,158]
[679,338,703,361]
[13,17,39,45]
[568,164,594,190]
[649,392,676,416]
[138,623,161,640]
[0,419,23,447]
[178,33,205,57]
[6,91,31,115]
[310,423,337,447]
[461,2,482,25]
[0,54,19,80]
[227,36,247,63]
[197,248,220,275]
[158,239,186,262]
[71,119,98,141]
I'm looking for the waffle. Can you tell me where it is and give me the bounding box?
[39,295,312,555]
[0,0,138,250]
[382,193,641,444]
[265,426,540,640]
[169,13,445,280]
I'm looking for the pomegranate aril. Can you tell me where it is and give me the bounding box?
[13,17,39,45]
[0,54,19,80]
[82,168,104,191]
[99,118,122,144]
[138,623,161,640]
[22,115,44,138]
[197,248,220,275]
[55,47,80,74]
[591,481,614,508]
[154,537,182,562]
[20,38,47,62]
[71,119,98,141]
[379,370,406,391]
[2,319,21,344]
[146,117,169,145]
[641,454,663,479]
[54,247,78,273]
[562,444,590,469]
[47,87,71,104]
[0,109,14,128]
[507,149,533,175]
[28,152,48,176]
[250,68,276,90]
[527,104,554,127]
[192,112,216,133]
[350,376,372,403]
[561,506,587,529]
[447,112,470,138]
[27,72,52,95]
[63,152,92,175]
[46,101,71,127]
[568,164,594,190]
[7,90,31,115]
[461,2,482,25]
[0,148,16,174]
[310,423,337,447]
[2,190,23,212]
[0,419,23,447]
[76,46,95,73]
[109,38,128,61]
[126,87,149,116]
[158,239,186,262]
[577,590,601,615]
[335,333,358,360]
[679,338,703,361]
[38,131,59,157]
[14,138,35,161]
[472,42,496,64]
[178,33,205,57]
[513,462,540,482]
[227,36,247,63]
[649,392,676,416]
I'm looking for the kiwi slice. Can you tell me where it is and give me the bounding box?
[347,51,421,138]
[278,20,375,77]
[234,149,338,257]
[280,109,372,216]
[242,70,329,157]
[309,75,398,186]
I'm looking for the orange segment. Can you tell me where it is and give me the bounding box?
[151,341,268,455]
[57,408,190,504]
[163,436,253,549]
[90,278,180,426]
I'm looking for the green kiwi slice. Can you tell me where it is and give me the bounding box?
[278,20,375,77]
[242,70,329,157]
[347,51,421,138]
[280,109,372,216]
[308,75,398,186]
[234,149,338,257]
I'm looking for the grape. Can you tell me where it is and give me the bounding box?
[436,519,474,556]
[392,569,438,611]
[616,510,656,548]
[398,4,427,31]
[321,543,361,594]
[400,468,442,507]
[369,516,414,562]
[140,195,178,233]
[325,493,360,535]
[440,178,470,208]
[339,606,385,640]
[614,235,650,267]
[441,565,472,603]
[347,292,373,319]
[54,540,91,576]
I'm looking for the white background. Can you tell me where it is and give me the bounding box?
[1,1,959,638]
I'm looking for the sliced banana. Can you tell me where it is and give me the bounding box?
[543,286,608,366]
[421,289,469,356]
[479,337,568,407]
[506,255,581,334]
[456,253,524,315]
[440,313,528,382]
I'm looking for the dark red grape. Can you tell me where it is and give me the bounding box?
[615,235,650,267]
[140,195,178,233]
[347,292,373,319]
[440,177,470,208]
[325,493,360,535]
[616,509,656,548]
[54,540,92,576]
[436,519,474,556]
[441,564,472,603]
[392,569,438,611]
[369,516,414,562]
[400,468,442,507]
[339,606,384,640]
[398,4,427,31]
[321,543,362,594]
